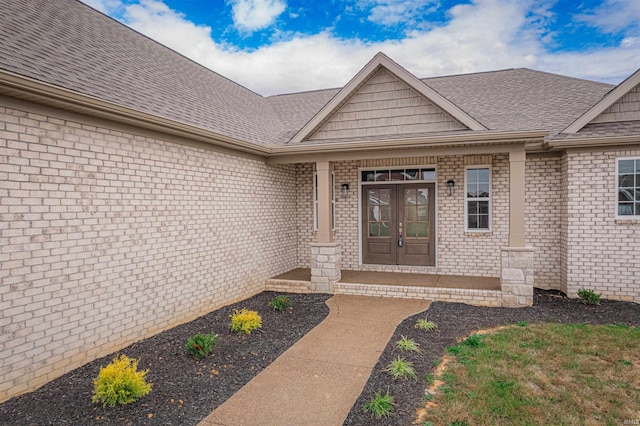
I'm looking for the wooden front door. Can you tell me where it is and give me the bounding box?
[362,184,435,266]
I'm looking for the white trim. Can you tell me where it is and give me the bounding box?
[563,68,640,134]
[615,156,640,219]
[464,165,492,232]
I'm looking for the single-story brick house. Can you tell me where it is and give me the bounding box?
[1,0,638,402]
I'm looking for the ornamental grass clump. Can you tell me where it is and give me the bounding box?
[185,332,219,359]
[92,354,152,407]
[268,295,291,312]
[363,389,395,419]
[229,308,262,334]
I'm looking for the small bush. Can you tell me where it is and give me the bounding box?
[363,389,395,419]
[229,308,262,334]
[385,356,418,380]
[268,295,291,312]
[395,335,421,352]
[185,332,219,359]
[577,288,601,305]
[92,354,152,407]
[415,318,438,331]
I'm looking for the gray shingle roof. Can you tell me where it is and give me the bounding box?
[0,0,625,147]
[0,0,284,145]
[554,120,640,140]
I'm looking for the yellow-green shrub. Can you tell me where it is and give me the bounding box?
[229,308,262,334]
[92,354,152,407]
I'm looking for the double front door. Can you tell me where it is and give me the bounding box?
[362,183,435,266]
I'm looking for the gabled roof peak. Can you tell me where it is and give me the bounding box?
[563,68,640,134]
[288,52,487,144]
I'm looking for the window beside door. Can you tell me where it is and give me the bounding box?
[465,166,491,231]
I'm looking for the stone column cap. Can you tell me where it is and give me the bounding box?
[310,242,342,248]
[500,246,534,252]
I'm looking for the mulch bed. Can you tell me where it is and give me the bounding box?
[344,289,640,425]
[0,292,331,426]
[1,289,638,426]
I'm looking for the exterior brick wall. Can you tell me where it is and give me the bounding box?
[0,105,297,401]
[562,148,640,302]
[525,153,562,290]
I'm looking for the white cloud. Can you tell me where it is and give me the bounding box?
[576,0,640,34]
[81,0,640,95]
[81,0,123,15]
[228,0,286,33]
[360,0,440,26]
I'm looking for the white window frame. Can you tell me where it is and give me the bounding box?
[313,171,335,230]
[464,165,492,231]
[616,157,640,218]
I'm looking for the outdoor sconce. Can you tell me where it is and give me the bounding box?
[341,183,349,199]
[446,179,455,196]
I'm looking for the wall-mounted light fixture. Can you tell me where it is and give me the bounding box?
[446,179,455,196]
[341,183,349,199]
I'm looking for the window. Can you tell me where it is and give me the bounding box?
[617,158,640,216]
[361,167,436,183]
[465,166,491,230]
[313,172,335,230]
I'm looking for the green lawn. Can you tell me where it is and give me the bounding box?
[420,323,640,426]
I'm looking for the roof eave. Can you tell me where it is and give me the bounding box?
[0,69,271,156]
[547,135,640,149]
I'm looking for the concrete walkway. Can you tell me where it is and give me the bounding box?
[199,295,430,426]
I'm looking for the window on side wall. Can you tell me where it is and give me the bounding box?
[617,157,640,217]
[465,166,491,231]
[313,172,335,230]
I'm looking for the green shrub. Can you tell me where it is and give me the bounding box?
[92,354,152,407]
[463,334,484,347]
[363,389,395,419]
[577,288,601,305]
[229,308,262,334]
[185,332,219,359]
[415,318,438,331]
[268,295,291,312]
[395,335,421,352]
[384,356,418,380]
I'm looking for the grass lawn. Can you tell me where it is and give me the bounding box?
[419,323,640,426]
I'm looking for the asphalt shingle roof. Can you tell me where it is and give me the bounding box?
[0,0,284,145]
[0,0,627,146]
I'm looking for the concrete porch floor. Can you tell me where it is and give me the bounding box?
[271,268,500,291]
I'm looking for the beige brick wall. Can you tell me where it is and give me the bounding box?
[562,149,640,302]
[296,154,510,277]
[0,105,297,401]
[525,153,562,290]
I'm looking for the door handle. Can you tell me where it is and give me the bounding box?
[398,222,403,247]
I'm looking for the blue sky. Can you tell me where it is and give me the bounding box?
[83,0,640,95]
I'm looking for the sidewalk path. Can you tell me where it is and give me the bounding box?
[199,294,430,426]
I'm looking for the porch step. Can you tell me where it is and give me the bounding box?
[265,278,502,307]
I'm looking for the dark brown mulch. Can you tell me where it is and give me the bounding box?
[0,292,330,426]
[344,289,640,426]
[1,290,638,426]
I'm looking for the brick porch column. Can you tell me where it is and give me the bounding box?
[502,147,533,307]
[311,161,341,292]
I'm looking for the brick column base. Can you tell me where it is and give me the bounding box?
[310,242,341,293]
[501,247,534,307]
